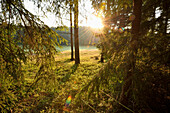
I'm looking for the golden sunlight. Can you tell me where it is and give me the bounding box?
[87,15,104,29]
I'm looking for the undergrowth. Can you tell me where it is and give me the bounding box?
[0,50,103,112]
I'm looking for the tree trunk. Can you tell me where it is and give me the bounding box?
[163,0,169,35]
[74,0,80,64]
[100,47,104,63]
[107,0,110,17]
[151,5,156,34]
[119,0,142,108]
[70,0,74,61]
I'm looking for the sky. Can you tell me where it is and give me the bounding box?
[24,0,167,32]
[24,0,96,27]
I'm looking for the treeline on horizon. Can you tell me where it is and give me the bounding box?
[11,24,99,46]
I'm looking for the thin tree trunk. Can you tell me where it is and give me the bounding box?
[119,0,142,107]
[163,0,169,35]
[107,0,110,17]
[100,46,104,63]
[151,5,156,34]
[74,0,80,64]
[70,0,74,61]
[164,12,168,35]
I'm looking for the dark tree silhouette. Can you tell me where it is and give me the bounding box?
[119,0,142,107]
[74,0,80,64]
[70,0,74,61]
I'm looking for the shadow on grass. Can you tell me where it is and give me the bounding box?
[61,64,78,83]
[56,59,74,64]
[64,58,74,63]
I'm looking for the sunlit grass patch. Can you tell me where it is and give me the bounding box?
[18,49,102,112]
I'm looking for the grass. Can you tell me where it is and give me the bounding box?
[20,49,103,112]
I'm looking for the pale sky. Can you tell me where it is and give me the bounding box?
[24,1,166,32]
[24,0,96,27]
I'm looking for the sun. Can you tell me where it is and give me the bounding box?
[87,15,104,29]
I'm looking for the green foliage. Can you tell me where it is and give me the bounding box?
[76,0,170,112]
[0,0,69,112]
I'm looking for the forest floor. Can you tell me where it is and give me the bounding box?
[22,49,104,112]
[54,49,103,112]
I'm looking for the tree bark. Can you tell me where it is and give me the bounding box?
[107,0,111,17]
[119,0,142,108]
[100,46,104,63]
[74,0,80,64]
[151,5,156,34]
[70,0,74,61]
[163,0,169,35]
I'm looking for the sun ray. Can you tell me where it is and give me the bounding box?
[79,27,91,38]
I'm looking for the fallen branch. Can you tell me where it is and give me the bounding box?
[100,90,135,113]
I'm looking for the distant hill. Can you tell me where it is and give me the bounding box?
[54,26,100,46]
[14,26,100,46]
